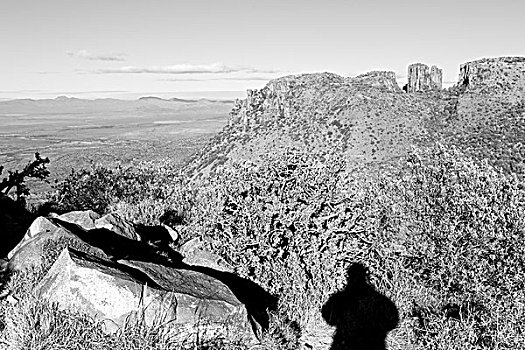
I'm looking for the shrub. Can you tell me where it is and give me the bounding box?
[182,145,525,349]
[391,146,525,348]
[13,145,523,349]
[0,153,50,205]
[51,162,175,214]
[187,148,395,329]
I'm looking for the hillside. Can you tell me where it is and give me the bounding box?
[186,57,525,178]
[440,57,525,174]
[2,57,525,350]
[163,57,523,349]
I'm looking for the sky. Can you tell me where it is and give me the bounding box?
[1,0,524,100]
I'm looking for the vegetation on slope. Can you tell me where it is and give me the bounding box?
[3,144,523,349]
[186,145,525,349]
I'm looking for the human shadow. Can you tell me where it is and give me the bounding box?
[322,263,399,350]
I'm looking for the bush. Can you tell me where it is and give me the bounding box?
[187,148,396,329]
[391,146,525,348]
[0,153,50,205]
[51,162,179,214]
[182,145,525,349]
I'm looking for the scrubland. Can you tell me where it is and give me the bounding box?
[2,143,523,349]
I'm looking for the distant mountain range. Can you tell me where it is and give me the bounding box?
[0,94,235,176]
[0,96,235,115]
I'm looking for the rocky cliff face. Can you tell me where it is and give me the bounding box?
[228,72,401,132]
[187,71,441,177]
[457,57,525,98]
[430,65,443,90]
[407,63,442,92]
[349,71,401,92]
[442,57,525,174]
[186,56,525,179]
[228,73,343,130]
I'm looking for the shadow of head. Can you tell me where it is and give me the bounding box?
[346,262,368,285]
[322,263,399,350]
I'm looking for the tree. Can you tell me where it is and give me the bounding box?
[0,152,50,205]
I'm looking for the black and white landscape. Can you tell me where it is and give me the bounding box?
[1,1,525,350]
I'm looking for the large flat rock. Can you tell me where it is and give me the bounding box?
[35,248,257,342]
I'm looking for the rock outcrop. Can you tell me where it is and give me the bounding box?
[430,65,443,91]
[227,71,402,132]
[350,71,401,92]
[5,211,276,343]
[406,63,443,92]
[186,70,434,177]
[179,237,234,273]
[457,57,525,97]
[185,56,525,181]
[7,211,178,272]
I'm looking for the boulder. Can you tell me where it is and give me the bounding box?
[93,213,176,247]
[47,217,181,265]
[94,213,141,241]
[6,209,275,342]
[35,248,175,333]
[36,248,257,342]
[179,237,233,273]
[7,216,58,259]
[58,210,100,230]
[7,217,107,272]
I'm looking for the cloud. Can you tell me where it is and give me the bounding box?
[52,90,130,95]
[68,50,125,62]
[161,76,274,82]
[0,89,47,93]
[96,62,278,74]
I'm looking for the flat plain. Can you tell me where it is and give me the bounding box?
[0,97,233,191]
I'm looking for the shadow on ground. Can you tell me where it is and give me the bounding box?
[322,263,399,350]
[0,195,34,258]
